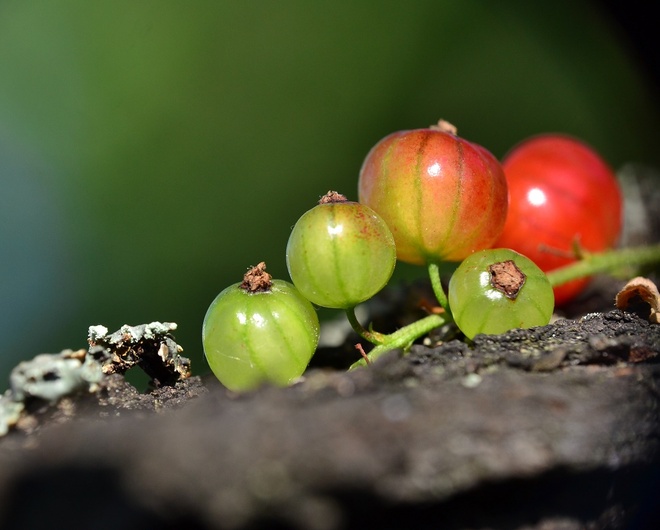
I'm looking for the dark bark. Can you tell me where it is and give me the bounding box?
[0,310,658,529]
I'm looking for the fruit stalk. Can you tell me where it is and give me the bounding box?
[349,313,449,369]
[546,243,660,287]
[428,262,451,313]
[345,307,387,344]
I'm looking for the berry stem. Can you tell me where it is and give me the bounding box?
[348,313,449,369]
[345,262,457,368]
[546,243,660,287]
[428,262,451,313]
[345,307,387,345]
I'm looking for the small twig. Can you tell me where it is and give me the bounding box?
[538,236,586,260]
[355,343,370,364]
[418,296,446,315]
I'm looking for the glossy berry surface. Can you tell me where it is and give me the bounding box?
[448,248,554,339]
[203,265,319,392]
[286,192,396,309]
[358,121,508,264]
[493,134,622,305]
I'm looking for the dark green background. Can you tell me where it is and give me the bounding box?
[1,1,658,381]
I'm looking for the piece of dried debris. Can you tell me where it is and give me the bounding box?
[615,277,660,324]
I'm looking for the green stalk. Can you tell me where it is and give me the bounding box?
[428,262,451,313]
[346,262,455,366]
[349,313,449,369]
[546,243,660,287]
[345,307,387,344]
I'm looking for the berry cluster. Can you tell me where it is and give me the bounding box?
[202,120,656,391]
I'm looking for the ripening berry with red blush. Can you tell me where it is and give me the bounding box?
[358,120,508,264]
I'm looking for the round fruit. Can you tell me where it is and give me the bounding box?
[448,248,554,339]
[358,120,508,264]
[202,262,319,392]
[493,134,622,305]
[286,191,396,309]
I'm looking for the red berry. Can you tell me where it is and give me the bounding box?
[358,120,508,264]
[493,134,622,305]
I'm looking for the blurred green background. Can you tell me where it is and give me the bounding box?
[1,0,658,382]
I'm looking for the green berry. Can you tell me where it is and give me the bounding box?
[448,248,554,339]
[202,262,319,391]
[286,191,396,309]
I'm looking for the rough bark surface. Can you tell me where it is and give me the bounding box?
[0,308,658,530]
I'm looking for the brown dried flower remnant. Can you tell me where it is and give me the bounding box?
[615,277,660,324]
[240,262,273,293]
[489,260,526,299]
[319,190,348,205]
[430,119,458,136]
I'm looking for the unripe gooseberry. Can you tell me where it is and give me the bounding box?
[286,191,396,309]
[359,120,508,264]
[448,248,554,339]
[202,262,319,392]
